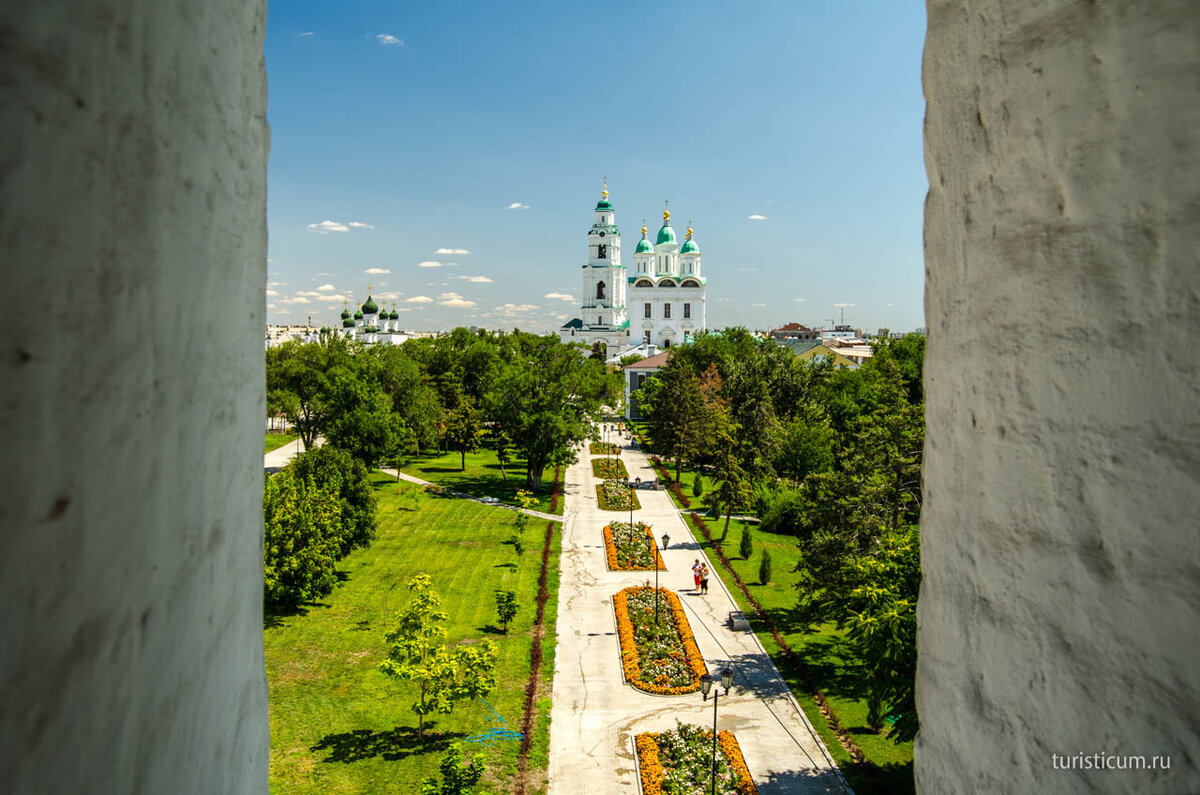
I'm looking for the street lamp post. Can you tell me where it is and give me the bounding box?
[699,669,735,795]
[647,531,671,626]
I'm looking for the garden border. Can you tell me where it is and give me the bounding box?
[603,523,665,571]
[613,585,708,696]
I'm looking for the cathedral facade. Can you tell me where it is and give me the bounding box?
[559,186,707,352]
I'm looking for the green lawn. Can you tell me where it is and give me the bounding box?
[266,474,562,794]
[682,513,914,795]
[398,447,563,515]
[265,432,300,454]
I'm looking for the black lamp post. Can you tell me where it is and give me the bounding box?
[699,669,735,795]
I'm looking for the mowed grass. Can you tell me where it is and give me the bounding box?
[266,432,300,453]
[399,447,563,515]
[266,473,562,794]
[683,513,915,795]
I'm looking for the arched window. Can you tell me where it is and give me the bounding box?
[596,281,606,299]
[598,244,606,259]
[635,279,654,287]
[662,338,671,348]
[681,279,700,288]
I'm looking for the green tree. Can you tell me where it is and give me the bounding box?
[759,549,773,585]
[692,474,704,498]
[262,469,341,608]
[494,590,518,632]
[421,744,485,795]
[378,575,499,741]
[266,338,347,449]
[706,420,752,542]
[739,524,754,560]
[444,397,483,471]
[287,445,378,557]
[487,335,617,491]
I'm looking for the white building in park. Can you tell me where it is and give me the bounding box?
[559,185,708,353]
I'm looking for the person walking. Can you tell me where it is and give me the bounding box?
[692,559,702,592]
[699,563,710,595]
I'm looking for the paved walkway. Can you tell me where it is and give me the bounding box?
[548,444,848,794]
[264,440,561,523]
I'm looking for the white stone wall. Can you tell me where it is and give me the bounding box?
[1,2,269,792]
[920,1,1200,793]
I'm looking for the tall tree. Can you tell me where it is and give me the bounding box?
[266,337,349,449]
[487,335,617,491]
[287,445,378,557]
[443,397,483,471]
[262,469,342,608]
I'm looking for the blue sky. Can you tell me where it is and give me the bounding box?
[265,1,927,334]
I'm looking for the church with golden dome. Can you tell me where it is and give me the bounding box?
[559,184,708,353]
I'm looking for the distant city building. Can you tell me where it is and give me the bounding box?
[622,349,672,419]
[560,184,708,353]
[768,322,818,342]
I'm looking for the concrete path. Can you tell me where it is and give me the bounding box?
[547,444,848,794]
[377,467,563,524]
[263,435,311,471]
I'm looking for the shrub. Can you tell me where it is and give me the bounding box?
[692,475,704,498]
[759,550,773,585]
[760,487,807,537]
[739,525,754,560]
[287,445,378,556]
[263,469,341,608]
[494,589,518,632]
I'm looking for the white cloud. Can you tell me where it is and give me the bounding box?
[833,302,856,307]
[555,313,569,320]
[316,284,336,291]
[406,296,434,304]
[348,221,374,229]
[439,292,463,300]
[276,309,291,315]
[307,220,349,233]
[299,290,325,297]
[266,303,276,309]
[298,31,314,37]
[364,267,390,275]
[265,289,279,296]
[888,302,895,307]
[268,281,284,287]
[454,275,493,283]
[375,291,402,300]
[793,297,807,302]
[320,294,350,302]
[738,267,758,272]
[441,297,477,308]
[376,34,404,46]
[281,297,310,304]
[418,261,443,268]
[495,303,538,313]
[544,292,576,301]
[507,202,530,210]
[752,302,766,307]
[747,214,767,221]
[435,248,471,255]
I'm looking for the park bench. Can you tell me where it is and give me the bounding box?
[728,611,751,631]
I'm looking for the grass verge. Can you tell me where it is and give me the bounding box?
[266,473,562,794]
[265,432,299,454]
[683,512,914,795]
[399,447,563,515]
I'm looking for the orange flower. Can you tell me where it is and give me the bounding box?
[603,524,664,571]
[613,586,707,695]
[635,729,759,795]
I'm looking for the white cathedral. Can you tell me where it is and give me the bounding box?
[558,185,708,352]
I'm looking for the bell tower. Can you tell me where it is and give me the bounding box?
[580,179,626,329]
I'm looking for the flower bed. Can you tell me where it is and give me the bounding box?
[614,586,706,695]
[604,522,664,571]
[590,441,618,455]
[596,478,640,511]
[592,457,629,479]
[636,721,759,795]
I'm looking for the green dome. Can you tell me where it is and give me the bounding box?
[340,307,351,319]
[680,238,699,254]
[390,311,400,320]
[595,199,613,211]
[635,237,654,254]
[342,318,355,328]
[656,224,676,246]
[354,310,363,320]
[361,295,378,314]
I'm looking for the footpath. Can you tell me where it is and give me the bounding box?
[547,441,847,794]
[264,438,560,523]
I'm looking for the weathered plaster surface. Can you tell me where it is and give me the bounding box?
[920,1,1199,792]
[0,2,269,792]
